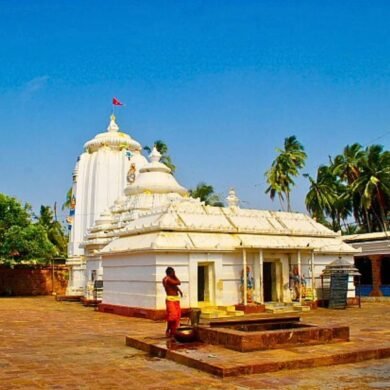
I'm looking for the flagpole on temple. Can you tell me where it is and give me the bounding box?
[112,97,124,117]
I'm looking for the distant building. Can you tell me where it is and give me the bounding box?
[343,232,390,297]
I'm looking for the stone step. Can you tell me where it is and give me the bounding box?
[266,309,294,314]
[227,309,245,316]
[200,308,222,314]
[293,305,311,312]
[218,305,236,312]
[201,311,230,319]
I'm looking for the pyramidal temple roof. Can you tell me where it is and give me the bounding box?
[84,114,142,153]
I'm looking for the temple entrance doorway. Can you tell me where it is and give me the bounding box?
[263,262,275,302]
[197,263,214,306]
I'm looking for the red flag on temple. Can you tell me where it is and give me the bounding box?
[112,97,124,106]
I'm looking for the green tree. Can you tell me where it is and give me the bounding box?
[306,143,390,234]
[332,143,364,184]
[331,143,365,227]
[144,140,176,173]
[0,194,32,251]
[352,145,390,232]
[1,224,56,262]
[265,136,307,211]
[189,183,224,206]
[37,205,68,256]
[0,194,59,264]
[62,187,73,211]
[304,166,352,232]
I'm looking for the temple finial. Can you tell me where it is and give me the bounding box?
[107,114,119,132]
[149,146,161,163]
[226,188,239,207]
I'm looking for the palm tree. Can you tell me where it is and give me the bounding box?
[332,143,364,184]
[144,140,176,173]
[331,143,365,227]
[304,166,352,231]
[37,206,68,256]
[62,187,73,211]
[265,160,289,210]
[352,145,390,231]
[304,167,335,223]
[265,136,307,211]
[189,183,224,206]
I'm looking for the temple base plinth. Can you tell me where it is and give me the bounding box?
[235,303,265,314]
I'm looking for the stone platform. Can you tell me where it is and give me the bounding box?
[126,307,390,377]
[126,334,390,377]
[196,316,349,352]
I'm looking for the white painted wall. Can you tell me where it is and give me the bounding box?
[100,250,357,310]
[102,253,157,307]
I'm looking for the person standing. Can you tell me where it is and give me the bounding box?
[162,267,183,337]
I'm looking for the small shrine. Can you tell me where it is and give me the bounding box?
[81,147,359,319]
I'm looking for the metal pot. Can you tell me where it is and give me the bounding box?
[174,326,198,343]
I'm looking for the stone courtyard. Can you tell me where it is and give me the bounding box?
[0,297,389,389]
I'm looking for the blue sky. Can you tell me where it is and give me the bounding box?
[0,0,389,223]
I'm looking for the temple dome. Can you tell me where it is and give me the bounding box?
[84,114,141,153]
[125,147,187,196]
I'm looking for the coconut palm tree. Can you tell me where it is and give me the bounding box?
[189,183,224,206]
[304,167,335,223]
[144,140,176,173]
[37,206,68,256]
[304,165,352,231]
[265,136,307,211]
[332,143,364,184]
[62,187,73,211]
[352,145,390,231]
[331,143,365,227]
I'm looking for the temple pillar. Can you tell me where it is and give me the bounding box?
[297,250,302,304]
[259,249,264,303]
[242,249,247,305]
[311,251,317,300]
[369,255,383,296]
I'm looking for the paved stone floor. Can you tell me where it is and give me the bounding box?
[0,297,389,389]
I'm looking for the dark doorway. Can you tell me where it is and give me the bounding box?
[381,257,390,284]
[355,257,372,284]
[198,265,205,302]
[263,262,273,301]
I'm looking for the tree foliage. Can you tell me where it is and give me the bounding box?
[1,224,56,261]
[189,182,224,206]
[144,140,176,173]
[0,194,67,264]
[36,206,68,256]
[265,136,307,211]
[304,143,390,233]
[62,187,72,211]
[0,193,31,241]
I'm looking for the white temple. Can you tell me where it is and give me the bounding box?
[66,115,147,295]
[79,146,358,318]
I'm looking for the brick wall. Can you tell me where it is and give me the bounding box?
[0,265,69,296]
